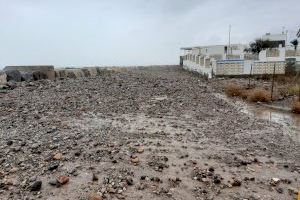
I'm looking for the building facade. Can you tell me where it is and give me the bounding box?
[181,32,299,78]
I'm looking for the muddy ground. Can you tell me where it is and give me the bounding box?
[0,66,299,200]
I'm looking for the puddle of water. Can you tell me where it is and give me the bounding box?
[241,103,300,130]
[216,93,300,131]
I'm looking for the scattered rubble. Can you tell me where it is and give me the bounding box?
[0,66,298,199]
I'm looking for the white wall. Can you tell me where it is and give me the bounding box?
[183,60,212,78]
[259,47,285,62]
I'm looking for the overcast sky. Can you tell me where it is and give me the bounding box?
[0,0,299,68]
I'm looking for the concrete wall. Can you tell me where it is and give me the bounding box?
[215,60,244,75]
[252,61,285,75]
[183,60,212,78]
[215,60,285,76]
[259,47,285,62]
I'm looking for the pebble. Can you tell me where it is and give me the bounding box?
[126,177,133,186]
[53,153,63,160]
[57,176,69,185]
[92,173,99,181]
[231,179,242,187]
[131,157,139,164]
[48,161,59,171]
[29,181,42,191]
[48,179,58,186]
[271,178,280,186]
[6,140,13,146]
[137,147,144,153]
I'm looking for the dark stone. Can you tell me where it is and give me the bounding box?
[276,187,283,193]
[29,181,42,191]
[126,177,134,186]
[150,177,161,182]
[6,140,13,146]
[232,179,242,186]
[213,177,221,184]
[213,174,222,184]
[48,161,59,171]
[74,151,81,157]
[92,173,98,181]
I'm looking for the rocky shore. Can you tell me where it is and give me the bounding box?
[0,66,299,200]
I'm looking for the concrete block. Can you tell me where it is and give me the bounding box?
[5,70,22,82]
[33,70,55,80]
[0,71,7,84]
[65,69,84,78]
[86,67,98,77]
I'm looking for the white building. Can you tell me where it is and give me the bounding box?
[181,32,296,78]
[259,33,286,62]
[181,44,247,78]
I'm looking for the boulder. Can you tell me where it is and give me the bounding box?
[5,70,22,82]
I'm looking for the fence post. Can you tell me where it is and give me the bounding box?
[271,64,276,101]
[248,64,252,88]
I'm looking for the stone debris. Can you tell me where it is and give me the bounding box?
[53,152,63,160]
[57,176,69,185]
[0,66,298,200]
[270,178,280,186]
[29,181,42,191]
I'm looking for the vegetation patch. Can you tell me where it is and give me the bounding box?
[225,83,244,97]
[247,88,271,102]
